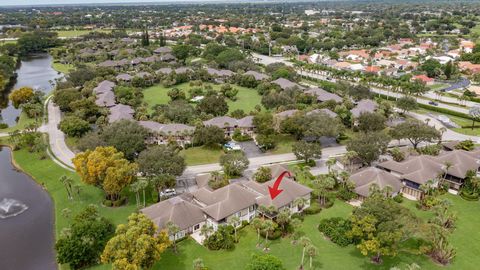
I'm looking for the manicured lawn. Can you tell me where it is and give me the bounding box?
[52,62,74,74]
[142,82,263,114]
[429,83,449,91]
[180,146,224,166]
[267,134,296,155]
[55,29,111,38]
[0,112,38,133]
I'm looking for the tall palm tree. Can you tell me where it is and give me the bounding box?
[167,221,180,253]
[59,175,74,200]
[299,236,312,267]
[326,157,337,175]
[130,181,141,208]
[252,217,263,246]
[138,179,149,207]
[229,216,240,241]
[306,244,318,269]
[293,197,308,212]
[262,220,276,250]
[200,224,213,243]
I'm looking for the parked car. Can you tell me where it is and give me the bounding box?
[428,101,439,106]
[160,188,176,198]
[224,142,241,151]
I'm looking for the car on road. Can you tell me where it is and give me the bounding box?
[160,188,176,198]
[428,101,439,106]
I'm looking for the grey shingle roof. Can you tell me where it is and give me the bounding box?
[141,196,205,231]
[244,70,270,81]
[305,87,342,103]
[306,108,338,118]
[206,68,235,77]
[108,104,134,123]
[116,74,133,81]
[154,47,173,54]
[350,167,402,197]
[139,121,195,135]
[378,155,444,185]
[351,99,378,117]
[271,78,304,90]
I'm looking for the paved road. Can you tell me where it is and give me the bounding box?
[252,53,476,114]
[39,99,75,169]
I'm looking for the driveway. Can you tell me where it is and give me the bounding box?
[238,141,264,158]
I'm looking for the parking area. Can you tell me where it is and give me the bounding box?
[237,141,265,158]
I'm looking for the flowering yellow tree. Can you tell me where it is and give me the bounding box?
[73,146,138,201]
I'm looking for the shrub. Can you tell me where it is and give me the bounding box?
[393,193,404,203]
[336,187,356,201]
[417,144,441,156]
[304,202,322,215]
[0,123,8,129]
[259,228,282,240]
[232,129,252,142]
[59,116,91,137]
[459,190,479,201]
[103,200,112,207]
[204,226,235,250]
[291,213,304,221]
[318,217,353,247]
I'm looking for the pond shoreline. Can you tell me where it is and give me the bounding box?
[0,143,57,270]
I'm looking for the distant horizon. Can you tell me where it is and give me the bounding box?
[1,0,307,7]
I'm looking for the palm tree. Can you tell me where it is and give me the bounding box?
[293,197,308,212]
[342,151,358,173]
[306,244,318,269]
[290,218,302,243]
[262,219,276,250]
[200,224,213,242]
[138,179,149,207]
[252,217,263,246]
[276,209,291,235]
[167,221,180,253]
[442,161,453,186]
[193,258,205,270]
[130,181,141,208]
[229,216,240,241]
[326,157,336,175]
[59,175,74,200]
[338,171,350,188]
[299,236,312,267]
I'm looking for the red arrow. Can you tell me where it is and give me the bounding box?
[268,171,291,200]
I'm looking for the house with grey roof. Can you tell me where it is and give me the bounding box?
[139,120,195,147]
[108,104,134,123]
[142,164,312,241]
[206,68,235,80]
[141,196,205,240]
[203,116,255,137]
[160,53,176,62]
[271,78,304,90]
[306,108,338,118]
[95,91,116,108]
[304,87,342,103]
[349,167,402,199]
[244,70,270,81]
[154,47,173,54]
[350,99,378,118]
[116,73,133,82]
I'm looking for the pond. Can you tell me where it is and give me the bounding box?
[0,53,62,127]
[0,146,56,270]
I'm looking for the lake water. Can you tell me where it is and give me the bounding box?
[0,53,62,126]
[0,147,56,270]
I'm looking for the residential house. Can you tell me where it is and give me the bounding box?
[349,167,402,200]
[412,75,434,85]
[116,73,133,82]
[350,99,378,118]
[203,116,255,137]
[271,78,304,90]
[306,108,337,118]
[141,196,205,240]
[108,104,134,123]
[244,70,270,81]
[139,120,195,147]
[304,87,342,103]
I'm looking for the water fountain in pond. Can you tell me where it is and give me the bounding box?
[0,198,28,219]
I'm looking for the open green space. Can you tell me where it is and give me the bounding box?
[267,134,296,155]
[415,108,480,136]
[142,82,263,114]
[180,146,224,166]
[0,112,38,133]
[52,62,74,74]
[55,29,111,38]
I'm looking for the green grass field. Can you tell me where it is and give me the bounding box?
[142,82,263,114]
[55,29,111,38]
[268,134,296,155]
[52,62,74,74]
[180,146,224,166]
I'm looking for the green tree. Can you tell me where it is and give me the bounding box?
[193,125,226,148]
[254,166,272,183]
[59,116,91,137]
[59,175,74,200]
[292,141,322,163]
[347,132,390,165]
[220,150,249,177]
[101,213,170,269]
[390,119,441,149]
[137,145,186,176]
[396,96,418,114]
[56,206,114,270]
[357,112,386,133]
[167,221,180,253]
[420,59,442,78]
[100,120,148,160]
[197,94,229,116]
[246,253,285,270]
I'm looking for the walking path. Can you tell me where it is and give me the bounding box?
[38,98,75,169]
